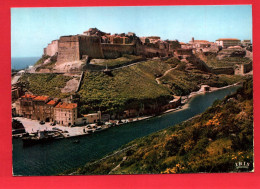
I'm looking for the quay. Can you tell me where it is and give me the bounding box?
[14,115,153,141]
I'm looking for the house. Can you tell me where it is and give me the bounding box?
[54,102,78,126]
[216,38,241,48]
[189,38,211,48]
[19,94,37,119]
[32,96,50,121]
[83,111,101,124]
[241,40,251,47]
[45,99,60,122]
[12,85,23,102]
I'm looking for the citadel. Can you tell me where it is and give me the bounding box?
[39,28,252,74]
[11,28,253,128]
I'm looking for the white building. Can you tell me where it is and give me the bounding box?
[54,102,77,126]
[216,38,241,48]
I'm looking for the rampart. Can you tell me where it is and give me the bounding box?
[57,36,80,65]
[101,43,136,59]
[79,36,104,59]
[211,67,234,75]
[44,40,58,57]
[57,35,104,65]
[234,61,252,75]
[244,61,253,73]
[46,31,172,68]
[137,45,168,57]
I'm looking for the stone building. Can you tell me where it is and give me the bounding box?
[54,102,78,126]
[140,37,150,44]
[45,99,60,122]
[18,94,37,119]
[32,96,51,121]
[216,38,241,48]
[175,48,193,58]
[241,40,251,47]
[146,36,161,44]
[82,111,102,124]
[189,37,211,48]
[17,94,61,122]
[83,28,108,37]
[12,85,23,102]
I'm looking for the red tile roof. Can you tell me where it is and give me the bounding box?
[33,96,49,101]
[193,40,210,43]
[55,102,77,109]
[21,94,36,99]
[47,100,57,105]
[216,38,240,41]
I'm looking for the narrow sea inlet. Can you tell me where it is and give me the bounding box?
[12,85,240,176]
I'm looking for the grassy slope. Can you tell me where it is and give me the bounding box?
[22,57,245,114]
[19,73,72,98]
[160,69,243,95]
[72,78,253,175]
[204,54,251,68]
[78,57,244,113]
[92,55,144,67]
[78,60,173,114]
[34,55,50,66]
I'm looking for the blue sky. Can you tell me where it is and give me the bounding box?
[11,5,252,57]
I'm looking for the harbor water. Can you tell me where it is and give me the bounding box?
[12,85,240,176]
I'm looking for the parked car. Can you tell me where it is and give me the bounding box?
[39,121,45,125]
[50,122,56,126]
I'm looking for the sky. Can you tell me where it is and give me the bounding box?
[11,5,252,57]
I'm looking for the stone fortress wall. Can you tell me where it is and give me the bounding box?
[56,36,80,65]
[78,36,104,59]
[44,28,176,66]
[101,43,136,59]
[42,28,252,75]
[44,40,59,57]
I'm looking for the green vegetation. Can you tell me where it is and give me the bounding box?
[34,55,50,66]
[72,78,253,175]
[91,54,144,68]
[35,55,57,71]
[160,69,244,96]
[79,57,245,113]
[78,63,172,114]
[19,73,72,98]
[204,54,251,68]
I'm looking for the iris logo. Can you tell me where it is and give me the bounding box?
[235,162,250,169]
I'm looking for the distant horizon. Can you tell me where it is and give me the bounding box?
[11,5,252,58]
[12,56,41,58]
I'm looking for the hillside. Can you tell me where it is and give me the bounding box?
[19,73,74,98]
[90,54,144,68]
[71,78,253,175]
[196,52,251,69]
[20,57,245,115]
[78,57,244,114]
